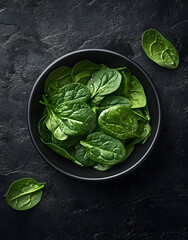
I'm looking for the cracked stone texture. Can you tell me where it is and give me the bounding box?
[0,0,188,239]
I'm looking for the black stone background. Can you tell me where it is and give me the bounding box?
[0,0,188,239]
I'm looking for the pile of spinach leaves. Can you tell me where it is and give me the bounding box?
[38,60,151,171]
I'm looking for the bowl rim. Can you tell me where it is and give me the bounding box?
[27,48,161,181]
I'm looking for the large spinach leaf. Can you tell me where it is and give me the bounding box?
[87,69,122,101]
[98,105,138,140]
[80,132,126,165]
[92,145,134,171]
[50,83,91,106]
[54,101,97,136]
[142,29,179,69]
[6,178,45,211]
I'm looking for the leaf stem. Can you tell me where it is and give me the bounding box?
[39,101,54,108]
[114,67,127,71]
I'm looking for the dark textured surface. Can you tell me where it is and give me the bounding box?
[0,0,188,239]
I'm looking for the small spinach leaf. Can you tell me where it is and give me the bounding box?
[38,115,52,142]
[128,75,146,108]
[80,132,126,165]
[75,143,96,166]
[132,106,150,122]
[45,66,73,98]
[124,145,135,159]
[115,68,131,97]
[142,29,179,69]
[41,139,82,166]
[98,95,131,112]
[51,135,81,149]
[98,105,138,140]
[128,122,152,146]
[45,108,68,140]
[6,178,45,211]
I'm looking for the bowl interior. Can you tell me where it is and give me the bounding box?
[28,49,160,181]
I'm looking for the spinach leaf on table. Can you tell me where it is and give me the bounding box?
[142,29,179,69]
[80,132,126,165]
[6,178,45,211]
[98,105,138,140]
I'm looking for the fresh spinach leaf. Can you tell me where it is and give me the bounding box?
[124,145,135,159]
[45,66,73,98]
[128,75,146,108]
[93,145,134,171]
[38,115,52,142]
[51,135,81,149]
[142,29,179,69]
[115,68,131,97]
[54,101,97,136]
[80,132,126,165]
[75,143,96,166]
[132,106,150,122]
[128,122,152,146]
[87,69,122,102]
[72,60,104,83]
[6,178,45,211]
[50,83,91,106]
[41,139,82,166]
[98,95,131,112]
[45,107,68,140]
[98,105,138,140]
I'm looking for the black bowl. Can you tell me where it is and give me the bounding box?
[28,49,161,181]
